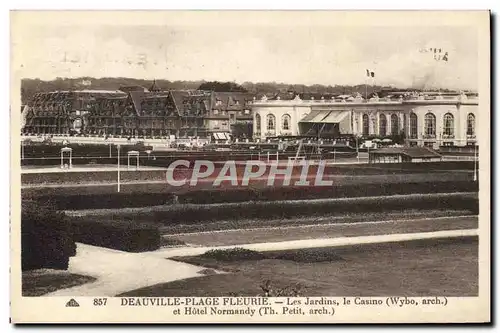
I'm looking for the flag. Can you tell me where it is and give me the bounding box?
[366,69,375,78]
[366,69,370,77]
[442,52,449,62]
[371,72,375,78]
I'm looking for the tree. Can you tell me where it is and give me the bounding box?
[198,81,248,92]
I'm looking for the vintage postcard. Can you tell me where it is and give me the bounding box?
[10,10,490,323]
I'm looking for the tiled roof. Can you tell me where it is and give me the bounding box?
[128,91,146,116]
[170,90,211,116]
[128,91,174,116]
[212,92,253,110]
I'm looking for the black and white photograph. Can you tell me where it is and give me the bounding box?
[9,10,490,323]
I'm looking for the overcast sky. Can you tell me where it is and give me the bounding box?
[12,13,479,90]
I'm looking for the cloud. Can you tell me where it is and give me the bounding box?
[16,25,478,90]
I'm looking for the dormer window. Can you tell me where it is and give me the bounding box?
[216,100,222,106]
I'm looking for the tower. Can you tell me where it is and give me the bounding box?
[149,79,162,92]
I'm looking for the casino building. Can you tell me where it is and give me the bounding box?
[251,91,478,148]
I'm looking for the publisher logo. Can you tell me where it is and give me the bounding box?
[65,299,80,307]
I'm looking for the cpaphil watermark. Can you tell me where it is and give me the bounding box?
[165,160,333,187]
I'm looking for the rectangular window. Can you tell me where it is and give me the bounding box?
[424,142,435,148]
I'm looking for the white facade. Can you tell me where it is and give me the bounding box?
[251,93,478,148]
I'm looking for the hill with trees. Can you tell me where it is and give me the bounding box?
[20,77,459,104]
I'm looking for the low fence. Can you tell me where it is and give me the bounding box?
[21,150,360,167]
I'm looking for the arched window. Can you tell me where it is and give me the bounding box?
[255,114,261,131]
[379,114,387,136]
[443,113,454,137]
[362,114,369,136]
[467,113,475,136]
[266,114,276,131]
[282,114,291,131]
[409,113,418,138]
[424,113,436,137]
[391,114,399,135]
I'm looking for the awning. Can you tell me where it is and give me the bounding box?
[213,132,230,140]
[323,111,349,123]
[299,111,322,122]
[299,110,349,124]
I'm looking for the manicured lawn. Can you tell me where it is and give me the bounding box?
[164,215,477,247]
[22,269,96,296]
[119,236,478,297]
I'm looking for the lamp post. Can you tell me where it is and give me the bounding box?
[356,136,360,163]
[117,144,121,193]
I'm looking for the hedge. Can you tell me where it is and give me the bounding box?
[71,220,161,252]
[26,181,478,210]
[74,192,479,226]
[146,193,478,223]
[21,200,76,271]
[179,181,478,205]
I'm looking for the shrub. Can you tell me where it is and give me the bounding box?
[21,200,76,271]
[201,248,267,261]
[274,248,345,263]
[71,220,161,252]
[259,280,303,297]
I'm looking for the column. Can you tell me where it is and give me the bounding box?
[456,104,462,145]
